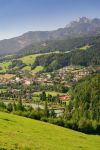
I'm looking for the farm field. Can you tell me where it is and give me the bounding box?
[19,52,52,65]
[22,65,44,73]
[0,112,100,150]
[34,91,65,96]
[32,66,44,73]
[0,74,15,79]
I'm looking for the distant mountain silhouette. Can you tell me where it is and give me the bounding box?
[0,17,100,55]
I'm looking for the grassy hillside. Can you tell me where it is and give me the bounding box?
[0,61,11,73]
[79,44,92,50]
[32,66,44,73]
[19,53,49,73]
[0,53,46,74]
[19,52,55,65]
[19,53,43,65]
[0,52,58,74]
[0,112,100,150]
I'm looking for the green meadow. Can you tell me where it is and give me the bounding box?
[20,52,58,72]
[19,53,51,65]
[0,52,61,74]
[32,66,44,73]
[79,44,92,50]
[0,61,11,73]
[34,91,65,96]
[0,112,100,150]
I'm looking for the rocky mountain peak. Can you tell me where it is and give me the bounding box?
[66,17,100,28]
[0,17,100,55]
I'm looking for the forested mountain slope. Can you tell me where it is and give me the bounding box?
[64,74,100,134]
[0,17,100,54]
[31,44,100,72]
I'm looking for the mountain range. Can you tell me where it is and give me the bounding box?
[0,17,100,55]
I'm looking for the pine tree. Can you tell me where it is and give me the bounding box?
[44,101,49,117]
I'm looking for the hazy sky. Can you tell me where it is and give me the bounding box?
[0,0,100,40]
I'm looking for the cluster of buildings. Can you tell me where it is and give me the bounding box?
[73,67,99,81]
[0,78,8,85]
[0,66,99,88]
[54,66,100,84]
[34,74,53,86]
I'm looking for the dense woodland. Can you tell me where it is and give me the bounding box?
[64,74,100,134]
[32,46,100,72]
[19,35,100,55]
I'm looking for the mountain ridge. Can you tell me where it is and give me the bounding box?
[0,17,100,55]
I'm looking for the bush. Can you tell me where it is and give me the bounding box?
[7,103,13,112]
[41,117,48,122]
[53,118,65,127]
[78,119,93,133]
[65,120,78,130]
[28,111,42,120]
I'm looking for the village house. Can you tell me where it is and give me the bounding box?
[59,95,71,104]
[15,77,21,82]
[24,80,31,85]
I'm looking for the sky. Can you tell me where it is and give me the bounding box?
[0,0,100,40]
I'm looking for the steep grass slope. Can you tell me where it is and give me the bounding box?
[0,112,100,150]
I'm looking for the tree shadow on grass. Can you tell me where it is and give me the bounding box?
[0,118,16,123]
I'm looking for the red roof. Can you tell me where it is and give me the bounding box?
[59,95,70,101]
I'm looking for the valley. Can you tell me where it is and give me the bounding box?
[0,16,100,150]
[0,48,99,134]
